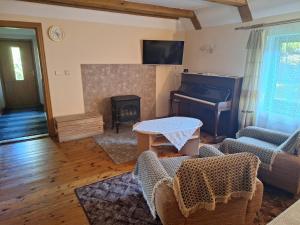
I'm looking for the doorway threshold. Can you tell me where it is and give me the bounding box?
[0,133,49,145]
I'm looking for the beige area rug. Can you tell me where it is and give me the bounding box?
[94,126,139,164]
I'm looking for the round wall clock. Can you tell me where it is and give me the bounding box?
[48,25,65,42]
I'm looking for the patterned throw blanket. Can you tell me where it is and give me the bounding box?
[133,151,172,218]
[173,153,260,218]
[220,138,278,170]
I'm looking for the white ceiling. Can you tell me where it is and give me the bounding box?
[129,0,215,10]
[1,0,300,30]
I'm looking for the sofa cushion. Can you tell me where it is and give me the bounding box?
[278,129,300,156]
[159,156,191,178]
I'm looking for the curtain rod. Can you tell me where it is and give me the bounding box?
[235,18,300,30]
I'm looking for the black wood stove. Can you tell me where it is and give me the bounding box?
[111,95,141,133]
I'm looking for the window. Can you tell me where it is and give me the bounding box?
[256,33,300,133]
[11,47,24,81]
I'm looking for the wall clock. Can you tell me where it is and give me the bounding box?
[48,25,65,42]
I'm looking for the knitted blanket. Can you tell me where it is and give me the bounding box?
[173,153,260,218]
[220,137,278,170]
[133,151,172,218]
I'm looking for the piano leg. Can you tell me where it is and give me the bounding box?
[169,98,180,116]
[169,98,174,116]
[213,110,225,143]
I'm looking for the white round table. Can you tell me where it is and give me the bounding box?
[133,117,203,156]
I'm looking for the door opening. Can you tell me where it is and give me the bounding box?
[0,27,48,143]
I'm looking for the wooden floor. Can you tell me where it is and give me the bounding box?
[0,137,134,225]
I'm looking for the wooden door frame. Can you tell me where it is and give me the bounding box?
[0,20,55,137]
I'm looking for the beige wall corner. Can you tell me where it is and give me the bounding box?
[184,12,300,77]
[156,65,183,117]
[184,25,249,77]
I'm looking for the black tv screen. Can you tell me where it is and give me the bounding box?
[143,40,184,65]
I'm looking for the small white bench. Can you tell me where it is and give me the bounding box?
[268,199,300,225]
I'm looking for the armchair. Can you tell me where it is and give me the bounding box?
[220,126,300,195]
[134,146,263,225]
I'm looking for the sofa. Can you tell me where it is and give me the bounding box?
[220,126,300,195]
[134,145,263,225]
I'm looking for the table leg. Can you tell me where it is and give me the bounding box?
[136,132,155,154]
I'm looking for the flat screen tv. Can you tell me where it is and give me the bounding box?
[143,40,184,65]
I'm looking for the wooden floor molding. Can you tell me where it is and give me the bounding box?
[0,137,134,225]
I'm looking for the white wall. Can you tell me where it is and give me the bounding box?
[155,65,183,117]
[184,25,249,76]
[184,11,300,77]
[0,0,187,117]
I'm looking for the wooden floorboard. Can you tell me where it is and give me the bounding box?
[0,133,214,225]
[0,137,134,225]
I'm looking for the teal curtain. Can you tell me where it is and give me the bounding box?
[256,23,300,133]
[239,30,265,129]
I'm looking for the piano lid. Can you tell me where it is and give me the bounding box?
[178,83,231,103]
[178,72,241,79]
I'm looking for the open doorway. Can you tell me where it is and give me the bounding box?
[0,22,54,143]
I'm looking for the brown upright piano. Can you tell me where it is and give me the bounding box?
[170,73,243,143]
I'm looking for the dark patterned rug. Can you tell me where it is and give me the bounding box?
[75,173,298,225]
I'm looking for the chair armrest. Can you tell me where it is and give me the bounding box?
[155,182,186,225]
[220,138,275,169]
[237,126,289,145]
[274,152,300,194]
[199,144,224,158]
[134,150,170,178]
[134,150,172,217]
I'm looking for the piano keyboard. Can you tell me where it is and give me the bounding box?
[174,93,216,106]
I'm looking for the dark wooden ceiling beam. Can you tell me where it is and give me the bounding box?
[238,2,253,22]
[205,0,252,22]
[190,12,202,30]
[20,0,202,29]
